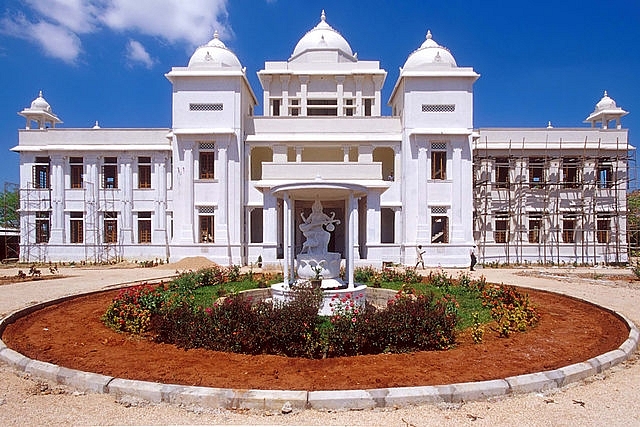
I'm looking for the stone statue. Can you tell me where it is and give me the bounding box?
[299,200,340,255]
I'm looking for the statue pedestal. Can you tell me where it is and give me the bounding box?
[296,252,341,280]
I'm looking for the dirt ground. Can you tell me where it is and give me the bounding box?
[1,285,628,391]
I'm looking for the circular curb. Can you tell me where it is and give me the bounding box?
[0,286,638,411]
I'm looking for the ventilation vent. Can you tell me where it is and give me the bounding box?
[431,206,448,214]
[190,103,223,111]
[422,104,455,112]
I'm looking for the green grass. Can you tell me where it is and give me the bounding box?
[187,277,492,331]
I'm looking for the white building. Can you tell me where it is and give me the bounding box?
[12,12,631,267]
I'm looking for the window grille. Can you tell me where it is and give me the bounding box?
[422,104,455,112]
[431,206,448,214]
[199,142,215,150]
[431,142,447,151]
[198,206,216,214]
[190,103,223,111]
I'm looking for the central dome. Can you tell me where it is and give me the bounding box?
[290,10,354,61]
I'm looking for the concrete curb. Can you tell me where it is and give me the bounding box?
[1,287,638,411]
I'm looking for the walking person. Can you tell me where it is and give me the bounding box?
[470,245,477,271]
[415,245,425,269]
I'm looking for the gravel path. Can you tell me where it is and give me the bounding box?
[1,265,639,426]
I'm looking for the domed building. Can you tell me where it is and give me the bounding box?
[12,11,632,267]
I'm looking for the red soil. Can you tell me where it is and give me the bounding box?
[2,287,628,391]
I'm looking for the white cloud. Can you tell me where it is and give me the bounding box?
[1,0,230,63]
[0,13,82,63]
[125,39,155,68]
[24,0,99,33]
[101,0,230,47]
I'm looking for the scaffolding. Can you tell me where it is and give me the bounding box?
[19,182,51,263]
[473,133,632,266]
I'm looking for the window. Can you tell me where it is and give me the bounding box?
[271,98,281,116]
[494,215,509,243]
[102,157,118,189]
[597,215,611,243]
[529,158,545,188]
[70,211,83,243]
[70,157,83,189]
[199,209,215,243]
[597,162,613,189]
[528,215,543,243]
[563,216,576,243]
[138,211,152,244]
[289,99,300,116]
[104,212,118,243]
[431,150,446,180]
[307,99,337,116]
[250,208,263,243]
[495,158,509,188]
[344,98,355,116]
[199,144,215,179]
[381,208,395,244]
[431,216,449,243]
[35,211,50,243]
[138,157,151,189]
[364,98,372,116]
[563,159,580,189]
[33,157,50,189]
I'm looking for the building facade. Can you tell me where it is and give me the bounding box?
[12,12,631,267]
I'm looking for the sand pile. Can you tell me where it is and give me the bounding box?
[161,256,219,271]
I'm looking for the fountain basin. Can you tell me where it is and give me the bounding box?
[271,283,367,316]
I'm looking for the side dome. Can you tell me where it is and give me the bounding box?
[595,91,617,111]
[403,31,457,70]
[188,31,242,70]
[30,90,52,112]
[290,10,354,61]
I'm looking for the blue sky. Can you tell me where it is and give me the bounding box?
[1,0,639,188]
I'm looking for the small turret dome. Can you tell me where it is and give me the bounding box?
[188,31,242,69]
[584,91,628,129]
[595,91,617,111]
[30,91,52,113]
[290,10,354,61]
[403,31,457,70]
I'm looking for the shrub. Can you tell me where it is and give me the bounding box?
[482,284,540,337]
[102,284,164,334]
[354,265,377,283]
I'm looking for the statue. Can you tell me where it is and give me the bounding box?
[299,200,340,255]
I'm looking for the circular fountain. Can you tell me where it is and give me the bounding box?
[271,199,366,315]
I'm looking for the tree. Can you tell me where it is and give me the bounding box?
[0,184,19,229]
[627,190,640,255]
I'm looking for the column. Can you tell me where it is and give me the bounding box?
[336,75,345,116]
[262,75,271,116]
[176,143,194,243]
[347,193,356,289]
[283,192,291,285]
[354,76,363,116]
[416,143,429,242]
[49,155,64,244]
[263,193,278,247]
[280,75,290,115]
[216,144,229,244]
[342,146,350,162]
[153,156,168,243]
[120,155,133,243]
[367,192,381,246]
[451,146,464,242]
[300,75,309,116]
